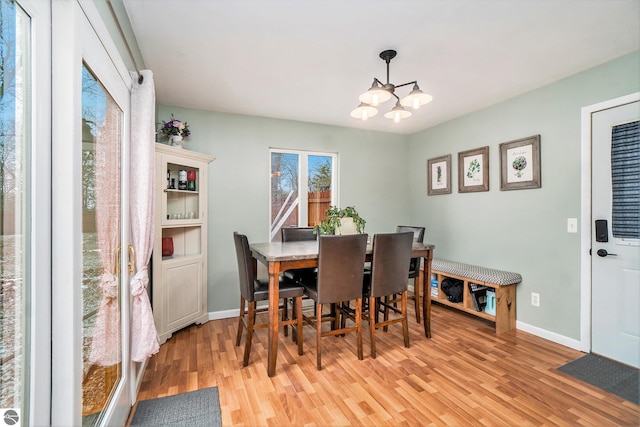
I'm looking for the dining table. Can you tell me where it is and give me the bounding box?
[250,238,435,377]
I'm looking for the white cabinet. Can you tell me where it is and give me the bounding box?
[152,143,215,344]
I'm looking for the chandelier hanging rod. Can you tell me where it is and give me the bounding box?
[351,49,433,123]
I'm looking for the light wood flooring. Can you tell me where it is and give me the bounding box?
[134,303,640,426]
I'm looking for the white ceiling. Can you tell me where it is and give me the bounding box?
[122,0,640,135]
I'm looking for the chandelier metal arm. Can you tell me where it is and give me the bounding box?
[393,80,417,90]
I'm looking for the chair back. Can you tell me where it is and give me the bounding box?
[396,225,425,275]
[369,232,414,298]
[316,234,368,304]
[396,225,425,243]
[233,232,256,302]
[281,226,317,242]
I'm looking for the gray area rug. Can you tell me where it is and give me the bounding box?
[558,353,639,405]
[130,387,222,426]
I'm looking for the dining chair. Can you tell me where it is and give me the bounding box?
[280,226,318,335]
[299,233,368,370]
[281,226,318,284]
[396,225,426,323]
[364,231,414,358]
[233,232,304,367]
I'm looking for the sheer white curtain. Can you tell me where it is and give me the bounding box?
[129,70,159,361]
[89,103,122,366]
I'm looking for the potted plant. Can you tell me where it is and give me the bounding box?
[314,205,366,235]
[159,114,191,147]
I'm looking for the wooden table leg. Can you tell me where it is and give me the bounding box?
[267,261,281,377]
[422,254,432,338]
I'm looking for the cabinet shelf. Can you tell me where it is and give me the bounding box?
[164,188,199,194]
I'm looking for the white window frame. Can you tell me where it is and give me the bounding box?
[269,148,338,241]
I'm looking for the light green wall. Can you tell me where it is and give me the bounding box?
[407,51,640,339]
[159,51,638,340]
[155,107,409,312]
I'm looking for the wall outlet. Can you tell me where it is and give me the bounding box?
[567,218,578,233]
[531,292,540,307]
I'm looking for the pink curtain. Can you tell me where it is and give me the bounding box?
[89,101,122,366]
[129,70,160,362]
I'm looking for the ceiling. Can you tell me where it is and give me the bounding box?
[122,0,640,135]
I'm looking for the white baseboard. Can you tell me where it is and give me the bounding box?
[516,320,587,352]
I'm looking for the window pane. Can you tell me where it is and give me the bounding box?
[0,0,31,421]
[81,65,122,422]
[271,152,299,241]
[611,120,640,239]
[308,155,332,227]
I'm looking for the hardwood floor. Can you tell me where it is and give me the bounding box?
[135,303,640,426]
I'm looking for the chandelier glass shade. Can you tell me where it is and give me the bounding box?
[351,50,433,122]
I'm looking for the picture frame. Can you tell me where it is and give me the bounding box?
[458,146,489,193]
[499,135,541,190]
[427,154,452,195]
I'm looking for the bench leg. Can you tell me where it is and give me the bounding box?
[495,285,516,334]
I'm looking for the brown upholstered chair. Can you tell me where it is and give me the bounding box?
[281,226,318,284]
[300,233,368,370]
[233,232,304,367]
[364,231,414,358]
[396,225,425,322]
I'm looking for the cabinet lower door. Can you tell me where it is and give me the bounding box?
[163,258,204,332]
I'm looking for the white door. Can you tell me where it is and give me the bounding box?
[52,1,132,425]
[591,98,640,368]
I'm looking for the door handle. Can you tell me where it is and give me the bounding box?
[596,249,617,257]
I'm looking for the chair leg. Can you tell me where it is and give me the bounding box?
[236,296,246,346]
[283,297,289,337]
[355,297,363,361]
[368,296,377,358]
[296,296,303,355]
[316,302,323,370]
[414,277,421,323]
[402,291,410,348]
[242,301,256,367]
[383,296,390,332]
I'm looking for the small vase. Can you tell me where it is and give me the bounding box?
[337,217,357,235]
[169,134,183,148]
[161,237,174,257]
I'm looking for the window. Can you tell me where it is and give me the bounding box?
[270,149,337,241]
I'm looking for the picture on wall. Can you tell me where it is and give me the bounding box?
[427,154,452,195]
[500,135,541,190]
[458,146,489,193]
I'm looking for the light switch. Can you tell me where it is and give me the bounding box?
[567,218,578,233]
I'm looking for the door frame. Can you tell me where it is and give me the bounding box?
[51,0,133,425]
[579,92,640,353]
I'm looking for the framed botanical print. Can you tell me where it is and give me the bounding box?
[500,135,541,190]
[458,146,489,193]
[427,154,452,195]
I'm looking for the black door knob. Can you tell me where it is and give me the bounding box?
[597,249,617,257]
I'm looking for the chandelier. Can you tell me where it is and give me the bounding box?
[351,49,433,123]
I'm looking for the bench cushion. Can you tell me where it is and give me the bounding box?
[432,259,522,286]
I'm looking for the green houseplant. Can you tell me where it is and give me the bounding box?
[314,205,366,235]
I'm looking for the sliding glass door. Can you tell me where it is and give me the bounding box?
[52,2,132,425]
[0,0,31,423]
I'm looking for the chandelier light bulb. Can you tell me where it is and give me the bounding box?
[400,84,433,110]
[350,102,378,121]
[384,101,412,122]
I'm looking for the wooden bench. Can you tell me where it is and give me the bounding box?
[430,259,521,334]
